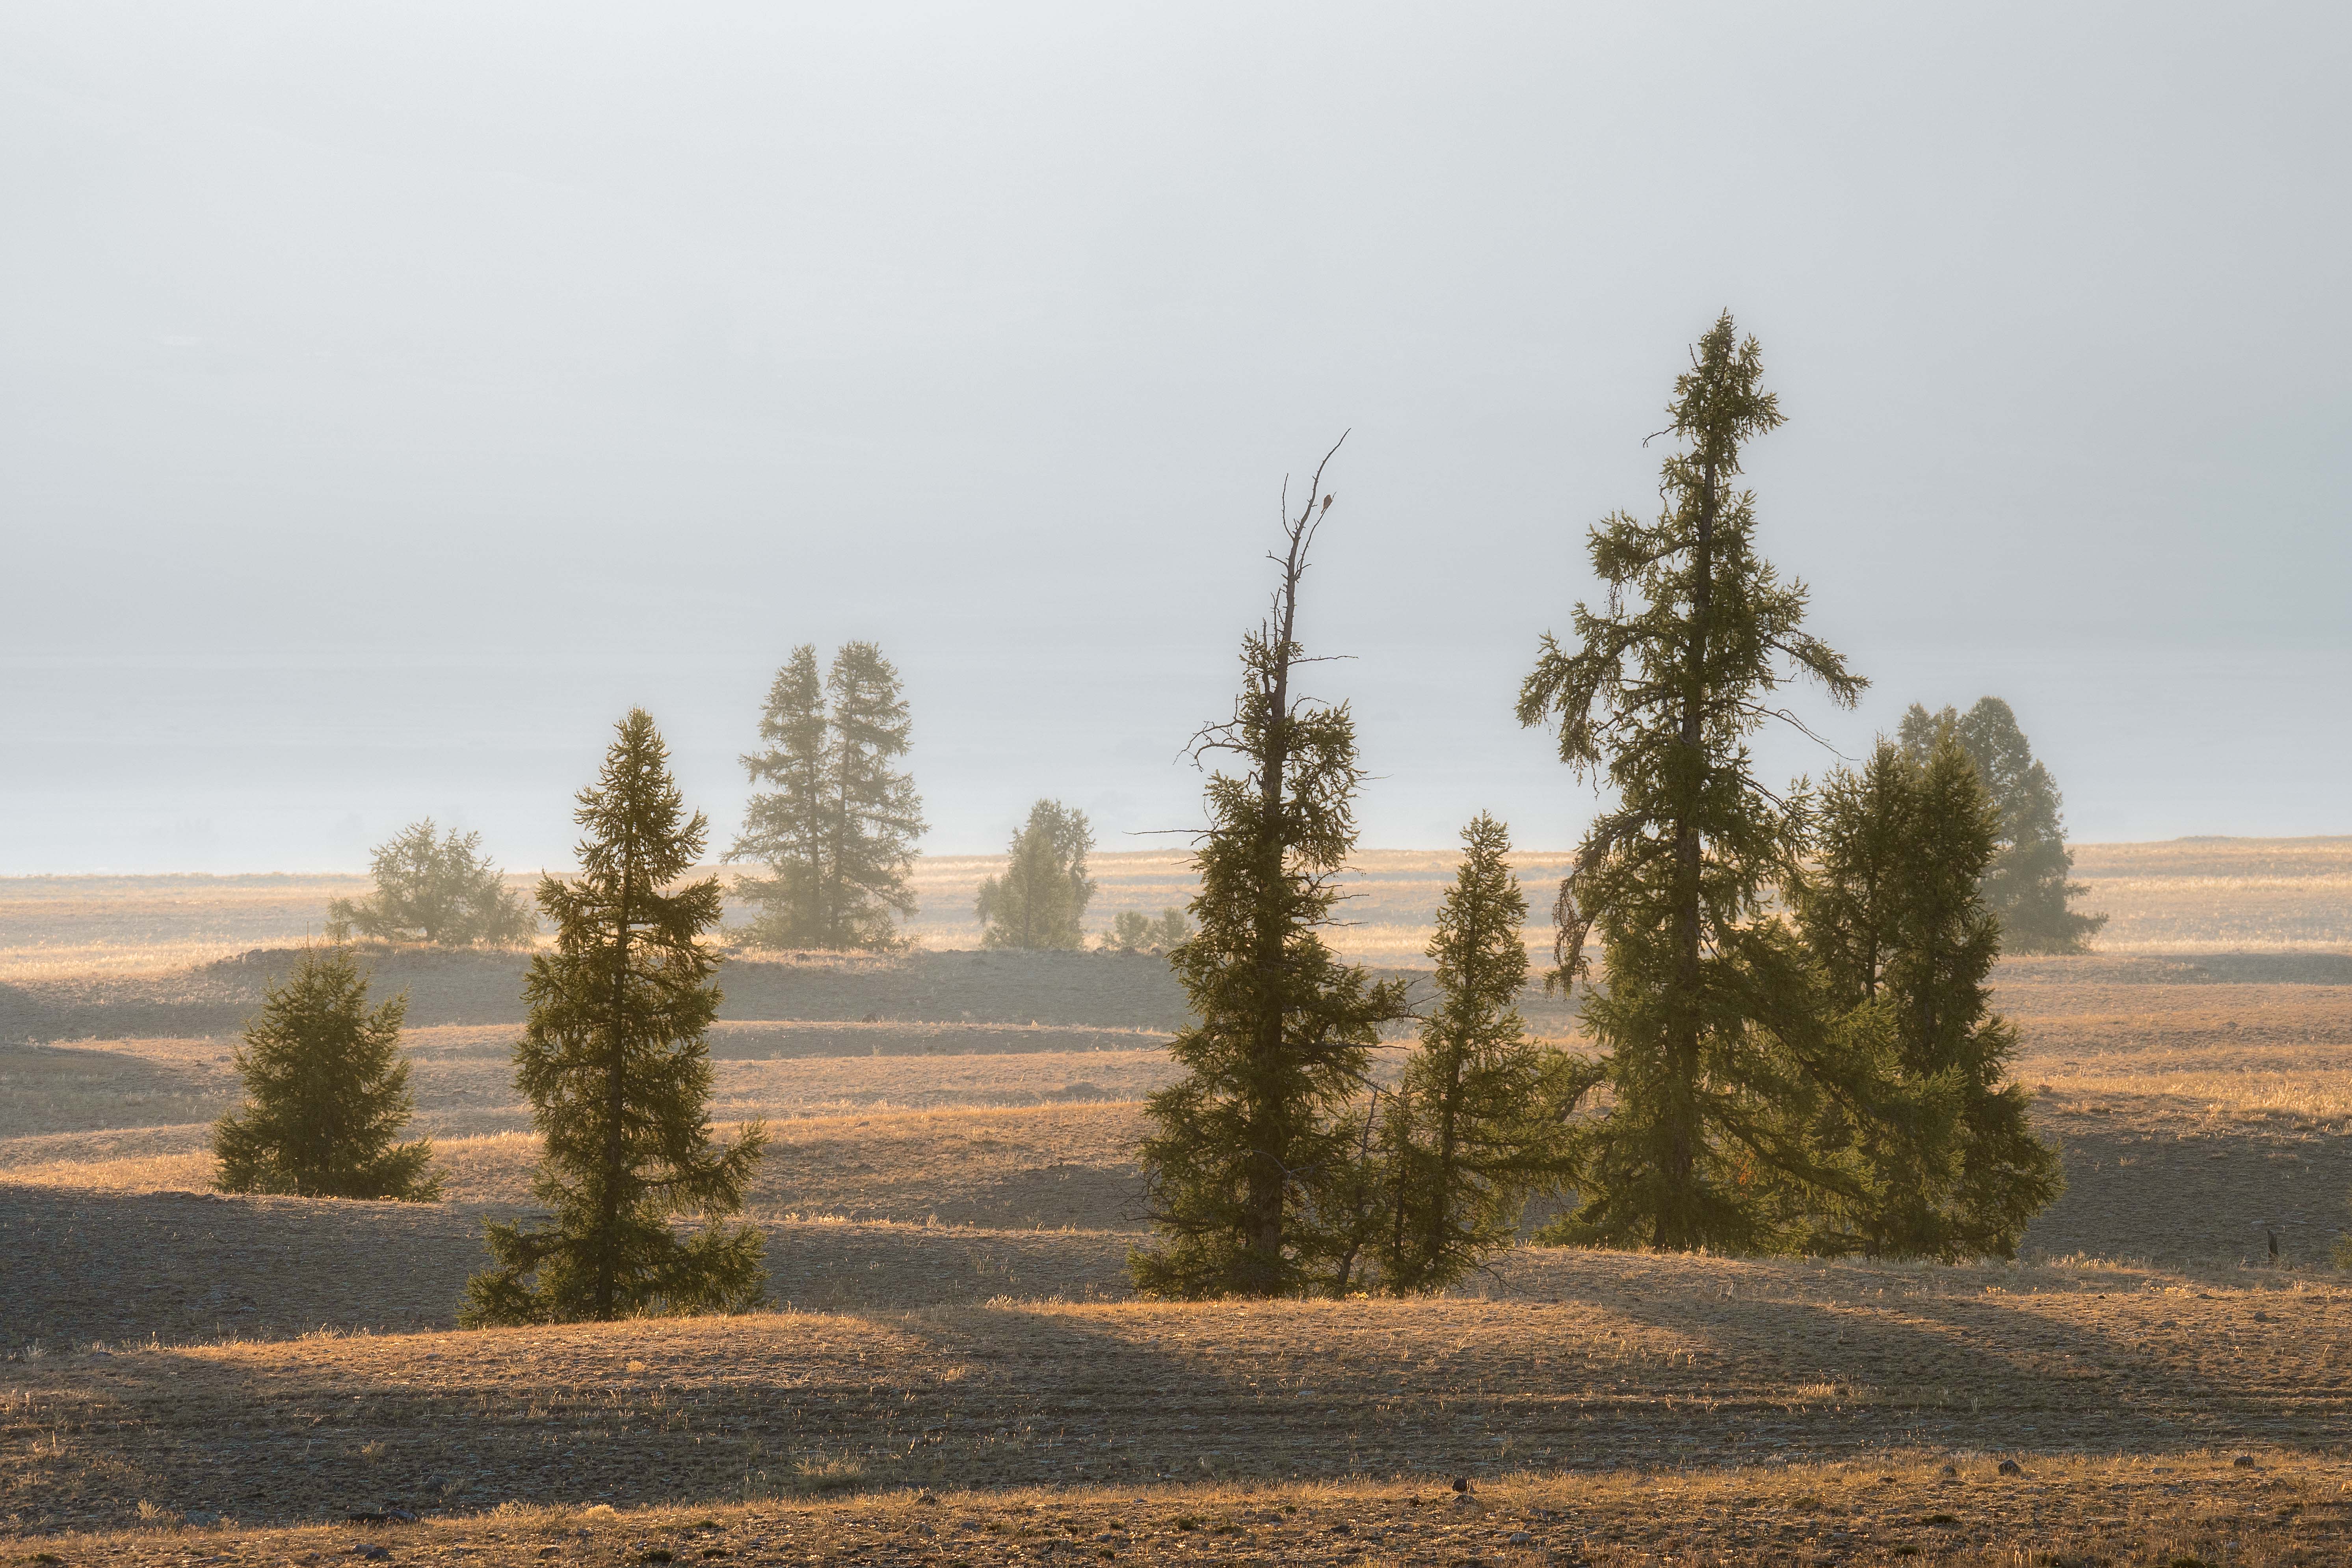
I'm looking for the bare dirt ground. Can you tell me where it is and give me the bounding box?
[5,1253,2348,1547]
[17,1456,2350,1568]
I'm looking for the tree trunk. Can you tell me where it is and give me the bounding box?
[1665,448,1720,1248]
[1428,1048,1463,1275]
[597,832,634,1321]
[1240,518,1313,1292]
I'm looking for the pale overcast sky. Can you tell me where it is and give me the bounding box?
[4,3,2346,874]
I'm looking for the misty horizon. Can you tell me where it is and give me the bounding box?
[6,4,2347,875]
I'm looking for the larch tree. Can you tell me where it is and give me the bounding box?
[212,944,443,1201]
[326,820,534,947]
[1372,812,1573,1294]
[1516,312,1870,1254]
[727,641,926,950]
[727,645,831,949]
[1798,735,2064,1258]
[821,642,926,949]
[462,710,767,1326]
[1131,444,1411,1300]
[976,798,1097,949]
[1899,697,2105,953]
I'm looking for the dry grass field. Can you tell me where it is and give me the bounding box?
[6,844,2352,1562]
[2071,838,2352,954]
[0,875,372,983]
[10,836,2342,976]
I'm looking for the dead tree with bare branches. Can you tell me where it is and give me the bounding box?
[1130,439,1409,1299]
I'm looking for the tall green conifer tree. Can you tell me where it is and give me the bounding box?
[1517,313,1869,1254]
[820,642,926,949]
[1800,734,2064,1258]
[1132,448,1409,1299]
[1373,813,1573,1293]
[463,711,767,1325]
[728,645,831,949]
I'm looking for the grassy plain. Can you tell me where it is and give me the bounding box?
[6,847,2352,1561]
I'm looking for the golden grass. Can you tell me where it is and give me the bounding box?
[893,847,1580,962]
[2002,978,2352,1123]
[6,837,2346,982]
[0,1122,216,1192]
[2071,836,2352,953]
[0,873,372,981]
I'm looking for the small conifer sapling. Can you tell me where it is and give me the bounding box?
[1373,813,1577,1293]
[212,944,443,1201]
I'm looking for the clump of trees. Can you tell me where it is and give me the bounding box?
[326,820,534,946]
[976,799,1096,949]
[1899,698,2105,953]
[1102,908,1191,954]
[1796,734,2063,1258]
[1131,448,1412,1299]
[212,944,443,1201]
[463,710,767,1325]
[727,642,926,951]
[1128,476,1576,1300]
[1512,312,2062,1260]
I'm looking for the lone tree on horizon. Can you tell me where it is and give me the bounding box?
[1131,441,1410,1300]
[728,642,926,950]
[976,798,1097,949]
[212,943,443,1201]
[1517,312,1868,1254]
[463,709,767,1325]
[326,819,534,947]
[1898,696,2105,953]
